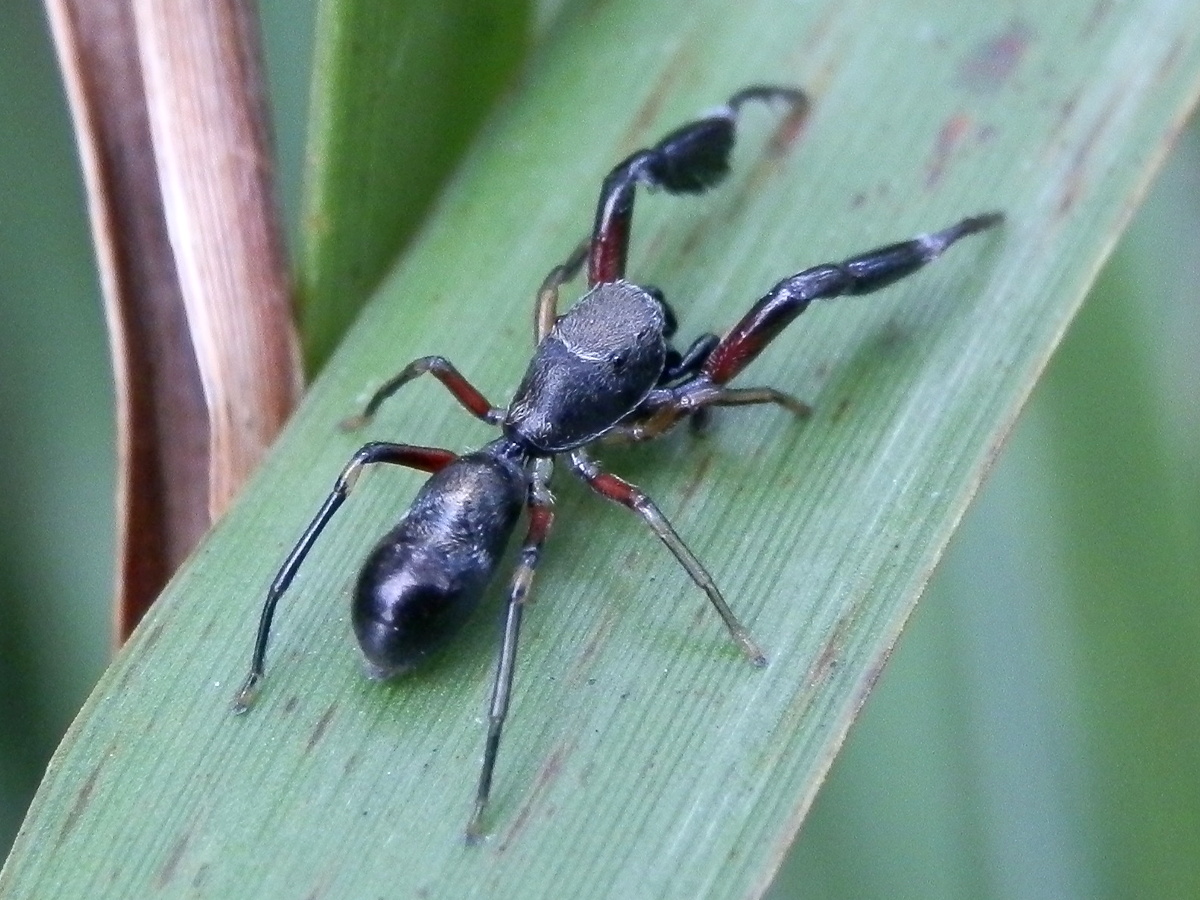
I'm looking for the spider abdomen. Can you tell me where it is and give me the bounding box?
[352,450,525,678]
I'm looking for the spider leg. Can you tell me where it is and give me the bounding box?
[702,213,1004,385]
[533,242,587,343]
[567,449,765,665]
[690,385,812,416]
[233,442,458,711]
[466,459,556,843]
[341,356,503,430]
[661,332,719,383]
[588,86,808,285]
[609,214,1002,441]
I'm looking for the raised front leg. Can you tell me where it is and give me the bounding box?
[233,442,457,711]
[567,449,765,666]
[588,86,808,285]
[702,213,1004,385]
[605,214,1002,442]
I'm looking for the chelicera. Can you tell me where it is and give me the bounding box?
[233,85,1002,840]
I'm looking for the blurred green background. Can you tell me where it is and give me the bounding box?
[2,3,1197,897]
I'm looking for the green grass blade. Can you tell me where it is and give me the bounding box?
[775,118,1200,898]
[297,0,530,372]
[4,2,1200,898]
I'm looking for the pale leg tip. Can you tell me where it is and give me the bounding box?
[464,814,488,847]
[232,674,261,714]
[736,631,768,667]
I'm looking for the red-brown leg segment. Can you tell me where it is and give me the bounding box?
[341,356,503,430]
[233,441,458,711]
[587,86,808,286]
[567,449,765,666]
[703,213,1003,385]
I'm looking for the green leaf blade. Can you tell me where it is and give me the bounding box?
[4,1,1200,898]
[298,0,531,372]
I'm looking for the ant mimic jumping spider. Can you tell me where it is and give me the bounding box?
[233,85,1002,841]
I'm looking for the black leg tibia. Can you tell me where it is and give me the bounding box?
[661,333,719,383]
[838,212,1004,295]
[702,212,1003,384]
[341,356,503,430]
[466,460,555,843]
[233,442,457,713]
[587,86,809,285]
[688,407,713,434]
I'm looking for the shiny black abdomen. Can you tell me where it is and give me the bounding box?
[504,281,667,453]
[352,449,525,677]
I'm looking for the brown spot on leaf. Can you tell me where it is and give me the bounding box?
[1059,93,1079,123]
[58,753,107,845]
[957,20,1033,92]
[616,46,695,149]
[856,655,891,712]
[926,113,972,188]
[304,703,337,755]
[144,620,166,650]
[677,452,714,511]
[156,831,189,887]
[192,863,210,889]
[806,616,852,688]
[1081,0,1114,38]
[831,396,852,423]
[767,97,811,156]
[1055,92,1117,218]
[1156,37,1185,84]
[498,742,571,851]
[567,612,615,686]
[873,319,907,356]
[733,100,813,212]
